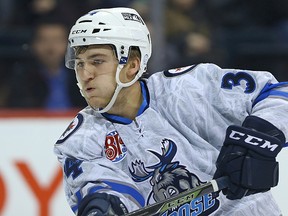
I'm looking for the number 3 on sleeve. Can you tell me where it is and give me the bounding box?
[221,72,256,94]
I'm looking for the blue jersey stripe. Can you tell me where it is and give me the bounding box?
[253,82,288,106]
[71,190,84,213]
[89,180,145,207]
[71,181,145,213]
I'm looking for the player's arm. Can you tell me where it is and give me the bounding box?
[56,155,144,216]
[213,66,288,199]
[58,156,144,216]
[214,115,286,200]
[55,148,143,215]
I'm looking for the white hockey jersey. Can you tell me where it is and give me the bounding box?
[54,63,288,216]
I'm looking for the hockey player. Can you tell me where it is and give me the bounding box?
[54,7,288,216]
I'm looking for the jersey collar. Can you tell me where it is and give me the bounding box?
[101,80,149,124]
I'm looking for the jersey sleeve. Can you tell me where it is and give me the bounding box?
[249,81,288,144]
[53,112,144,215]
[150,63,288,147]
[206,63,288,143]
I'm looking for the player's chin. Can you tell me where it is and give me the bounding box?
[86,97,107,110]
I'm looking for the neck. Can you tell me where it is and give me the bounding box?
[107,81,142,120]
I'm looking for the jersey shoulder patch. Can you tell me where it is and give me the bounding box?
[163,64,197,77]
[56,113,84,144]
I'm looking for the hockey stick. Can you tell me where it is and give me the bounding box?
[125,176,229,216]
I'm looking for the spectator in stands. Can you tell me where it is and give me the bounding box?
[164,0,222,68]
[7,18,86,110]
[1,0,135,109]
[10,0,134,28]
[203,0,288,81]
[10,0,85,27]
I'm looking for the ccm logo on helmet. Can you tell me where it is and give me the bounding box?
[72,29,87,34]
[229,130,279,152]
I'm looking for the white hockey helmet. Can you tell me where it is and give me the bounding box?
[66,7,152,76]
[66,7,152,113]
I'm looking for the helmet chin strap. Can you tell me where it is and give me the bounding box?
[77,64,142,114]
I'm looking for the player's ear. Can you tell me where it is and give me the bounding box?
[126,57,140,77]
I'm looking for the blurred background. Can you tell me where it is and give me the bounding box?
[1,0,288,110]
[1,1,288,216]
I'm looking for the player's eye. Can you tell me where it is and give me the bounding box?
[90,58,104,65]
[75,60,85,69]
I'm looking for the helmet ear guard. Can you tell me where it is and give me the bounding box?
[66,8,152,113]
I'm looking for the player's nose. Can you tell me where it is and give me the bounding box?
[78,67,95,81]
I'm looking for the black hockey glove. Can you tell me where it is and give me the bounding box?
[214,116,285,200]
[77,192,128,216]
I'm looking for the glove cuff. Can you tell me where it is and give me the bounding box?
[242,156,279,189]
[242,115,286,144]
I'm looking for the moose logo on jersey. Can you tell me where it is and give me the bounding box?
[105,131,127,163]
[129,138,220,216]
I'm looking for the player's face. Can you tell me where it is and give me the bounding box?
[75,45,119,109]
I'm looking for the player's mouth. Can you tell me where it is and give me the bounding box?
[85,87,96,95]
